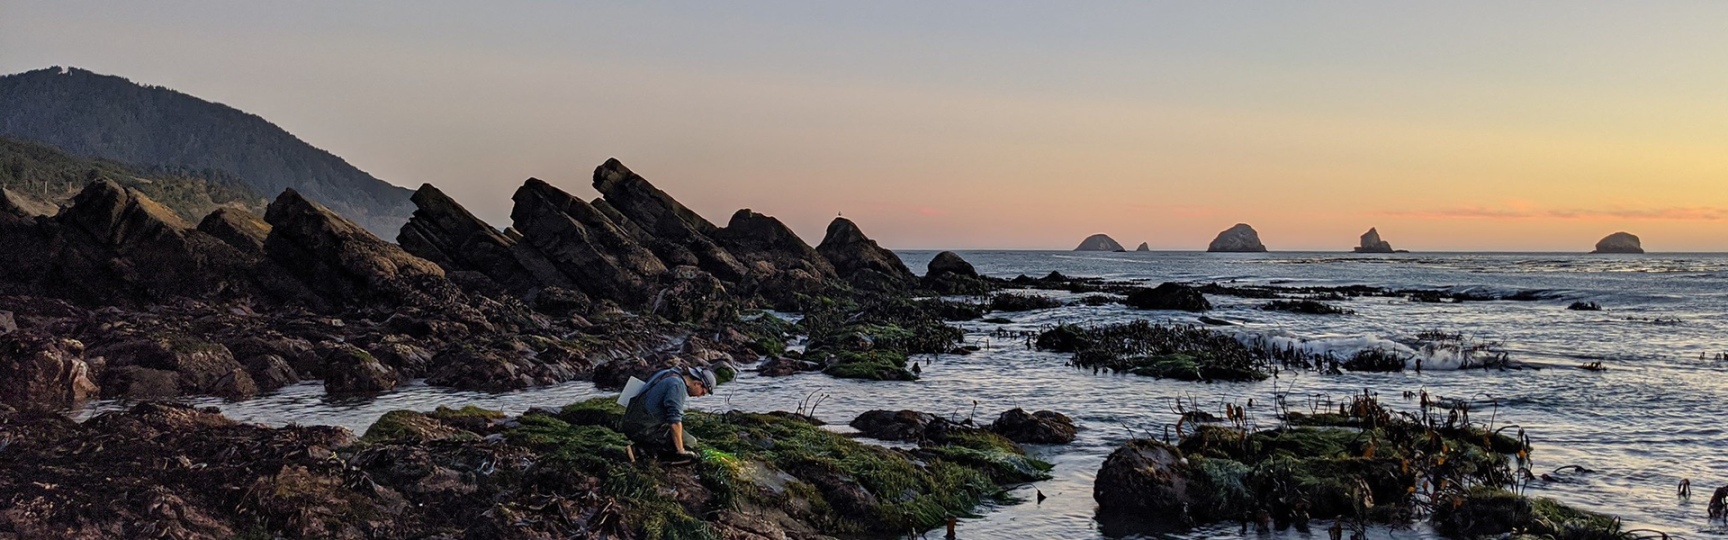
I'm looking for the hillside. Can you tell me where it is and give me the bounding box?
[0,67,412,234]
[0,136,264,221]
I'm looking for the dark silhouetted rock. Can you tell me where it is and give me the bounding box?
[398,183,581,304]
[0,331,98,411]
[1353,227,1395,253]
[923,251,992,295]
[197,208,270,253]
[1094,439,1199,526]
[989,408,1076,444]
[88,335,255,400]
[510,178,666,306]
[1124,282,1211,312]
[715,209,839,306]
[1592,232,1644,254]
[1207,223,1267,252]
[1075,234,1125,251]
[264,188,456,310]
[322,345,398,394]
[593,159,748,282]
[816,217,916,291]
[850,410,949,442]
[1135,242,1150,252]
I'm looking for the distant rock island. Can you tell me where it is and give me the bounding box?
[1075,233,1125,251]
[1591,232,1644,254]
[1135,242,1150,252]
[1207,223,1266,252]
[1353,227,1404,253]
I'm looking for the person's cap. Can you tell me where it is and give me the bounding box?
[686,366,717,389]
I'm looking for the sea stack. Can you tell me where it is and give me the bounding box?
[1135,242,1150,252]
[1591,232,1644,254]
[1206,224,1267,252]
[1074,234,1125,252]
[1353,227,1394,253]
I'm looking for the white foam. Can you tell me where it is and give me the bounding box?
[1232,330,1497,371]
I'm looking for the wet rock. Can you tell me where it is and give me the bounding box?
[849,409,950,442]
[923,250,993,295]
[1125,282,1211,312]
[1074,233,1125,251]
[593,159,749,282]
[1353,227,1395,253]
[989,408,1077,444]
[651,266,734,324]
[1094,439,1198,525]
[196,207,270,252]
[242,353,300,391]
[88,335,256,399]
[815,217,917,291]
[1206,223,1267,252]
[0,310,15,335]
[756,355,821,377]
[321,344,398,393]
[0,331,98,411]
[1591,231,1644,254]
[511,178,666,306]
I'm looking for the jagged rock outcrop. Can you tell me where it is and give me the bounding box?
[1075,234,1125,251]
[0,186,56,217]
[197,208,270,252]
[1135,242,1150,252]
[0,180,260,305]
[1206,223,1267,252]
[264,188,466,313]
[1592,232,1644,254]
[0,331,98,411]
[593,159,748,282]
[923,251,992,295]
[510,178,666,306]
[715,209,839,306]
[1353,227,1394,253]
[816,217,917,292]
[397,183,581,305]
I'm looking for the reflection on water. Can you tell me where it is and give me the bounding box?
[75,251,1728,538]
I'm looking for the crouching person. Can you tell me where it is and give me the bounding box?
[621,366,716,464]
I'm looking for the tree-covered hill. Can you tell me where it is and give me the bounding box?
[0,67,411,234]
[0,136,265,222]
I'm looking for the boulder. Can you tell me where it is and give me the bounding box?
[1353,227,1394,253]
[1206,223,1267,252]
[988,408,1077,444]
[197,208,271,253]
[0,331,99,411]
[1074,234,1125,251]
[87,336,256,399]
[849,409,950,442]
[815,217,917,291]
[322,345,398,394]
[756,356,822,377]
[923,251,992,295]
[1135,242,1150,252]
[715,209,839,306]
[1124,282,1211,312]
[1094,439,1198,525]
[510,178,666,306]
[1591,232,1644,254]
[241,354,300,391]
[593,159,749,282]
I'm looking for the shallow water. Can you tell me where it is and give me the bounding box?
[76,251,1728,539]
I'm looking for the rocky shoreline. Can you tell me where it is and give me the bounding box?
[0,159,1664,538]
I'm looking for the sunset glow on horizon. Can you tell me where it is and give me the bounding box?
[5,2,1726,251]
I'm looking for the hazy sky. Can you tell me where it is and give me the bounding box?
[5,2,1727,250]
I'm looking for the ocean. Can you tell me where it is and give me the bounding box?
[80,250,1728,538]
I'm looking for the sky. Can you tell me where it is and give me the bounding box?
[4,1,1727,251]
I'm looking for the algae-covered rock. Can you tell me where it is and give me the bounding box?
[989,408,1077,444]
[1043,321,1269,382]
[1124,282,1211,312]
[361,410,480,443]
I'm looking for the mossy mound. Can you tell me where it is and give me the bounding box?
[1434,487,1624,539]
[818,350,917,381]
[1041,321,1271,382]
[360,410,480,444]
